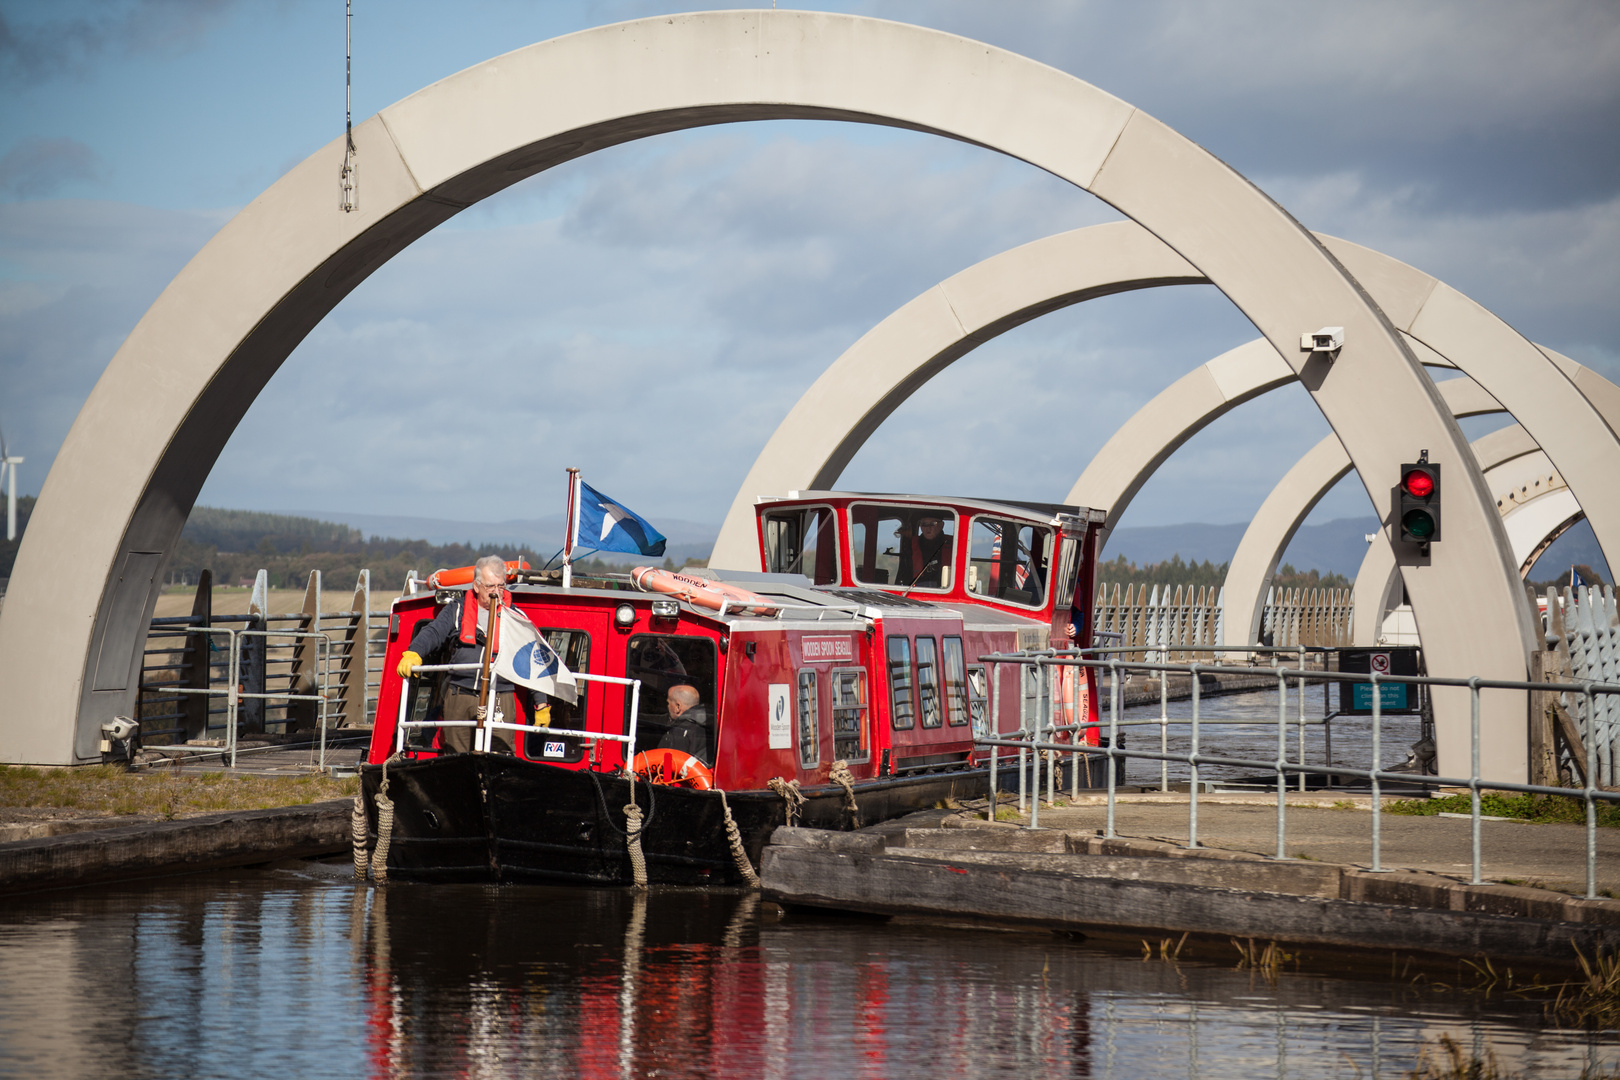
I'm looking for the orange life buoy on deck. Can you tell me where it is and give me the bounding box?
[427,559,530,589]
[632,748,714,790]
[631,567,779,617]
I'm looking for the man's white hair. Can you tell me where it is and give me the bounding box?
[474,554,507,581]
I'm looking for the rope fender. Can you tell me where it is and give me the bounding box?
[829,759,861,829]
[767,776,805,827]
[716,789,761,888]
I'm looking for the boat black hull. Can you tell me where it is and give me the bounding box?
[360,755,988,887]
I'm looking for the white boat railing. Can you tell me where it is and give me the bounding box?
[395,662,643,763]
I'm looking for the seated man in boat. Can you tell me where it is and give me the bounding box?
[898,513,953,589]
[395,555,529,754]
[658,684,711,766]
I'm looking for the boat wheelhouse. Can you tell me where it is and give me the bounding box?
[359,493,1106,886]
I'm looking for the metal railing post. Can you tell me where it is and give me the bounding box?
[1470,677,1483,885]
[1030,660,1043,828]
[1159,669,1169,792]
[988,660,1000,813]
[1275,665,1288,860]
[1297,644,1307,792]
[1371,671,1384,872]
[1188,662,1200,849]
[1107,658,1119,839]
[1587,683,1599,899]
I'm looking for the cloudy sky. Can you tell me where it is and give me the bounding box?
[2,0,1616,549]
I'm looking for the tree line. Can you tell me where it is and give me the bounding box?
[1093,553,1352,595]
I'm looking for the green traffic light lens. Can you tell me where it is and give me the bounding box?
[1403,509,1436,539]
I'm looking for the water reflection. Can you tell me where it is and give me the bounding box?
[0,868,1610,1079]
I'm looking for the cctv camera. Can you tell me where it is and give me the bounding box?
[1299,326,1344,354]
[101,716,139,742]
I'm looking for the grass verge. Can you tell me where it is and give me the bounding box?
[1385,791,1620,827]
[0,765,359,821]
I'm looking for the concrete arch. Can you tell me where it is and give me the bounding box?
[1222,377,1505,647]
[0,12,1530,774]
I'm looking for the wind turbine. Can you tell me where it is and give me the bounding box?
[0,423,22,542]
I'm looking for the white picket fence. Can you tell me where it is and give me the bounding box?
[1092,582,1353,660]
[1550,584,1620,786]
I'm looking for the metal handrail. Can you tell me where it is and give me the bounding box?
[977,649,1620,899]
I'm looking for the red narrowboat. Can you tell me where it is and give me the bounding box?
[360,493,1107,885]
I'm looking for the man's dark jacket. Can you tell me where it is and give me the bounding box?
[659,705,711,765]
[406,593,512,693]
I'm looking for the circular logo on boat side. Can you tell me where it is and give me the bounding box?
[513,640,560,680]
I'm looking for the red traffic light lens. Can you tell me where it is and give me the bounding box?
[1402,468,1435,498]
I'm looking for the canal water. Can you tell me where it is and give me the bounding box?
[0,866,1610,1078]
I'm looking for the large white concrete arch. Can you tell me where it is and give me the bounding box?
[1,11,1531,776]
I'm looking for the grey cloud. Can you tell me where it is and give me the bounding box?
[0,0,236,86]
[0,137,103,199]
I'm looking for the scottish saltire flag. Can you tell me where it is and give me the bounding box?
[574,480,667,557]
[495,607,579,704]
[1572,566,1586,588]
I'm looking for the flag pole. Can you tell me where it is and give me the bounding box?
[563,467,580,589]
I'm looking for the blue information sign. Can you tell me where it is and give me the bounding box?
[1351,682,1409,712]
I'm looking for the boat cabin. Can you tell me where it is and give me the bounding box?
[367,493,1105,793]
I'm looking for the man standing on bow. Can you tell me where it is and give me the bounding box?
[396,554,525,754]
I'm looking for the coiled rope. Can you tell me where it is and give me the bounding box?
[350,794,370,880]
[829,759,861,828]
[716,789,760,888]
[371,755,399,884]
[767,776,805,827]
[624,799,648,890]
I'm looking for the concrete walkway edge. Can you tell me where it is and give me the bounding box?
[0,801,353,895]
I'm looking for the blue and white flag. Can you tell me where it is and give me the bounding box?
[573,480,667,557]
[495,607,579,704]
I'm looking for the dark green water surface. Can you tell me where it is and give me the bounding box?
[0,864,1611,1078]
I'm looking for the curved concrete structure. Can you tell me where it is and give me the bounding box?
[2,12,1533,778]
[1222,378,1504,646]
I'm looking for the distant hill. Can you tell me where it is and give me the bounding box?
[272,509,717,570]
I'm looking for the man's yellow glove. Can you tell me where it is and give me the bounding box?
[396,651,423,678]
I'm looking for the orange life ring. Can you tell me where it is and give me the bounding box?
[632,748,714,790]
[427,559,530,589]
[631,567,779,617]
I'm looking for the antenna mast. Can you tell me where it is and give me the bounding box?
[339,0,358,212]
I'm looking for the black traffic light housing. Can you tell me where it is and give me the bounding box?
[1397,450,1441,545]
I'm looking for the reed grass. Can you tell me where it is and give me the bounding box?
[1385,792,1620,827]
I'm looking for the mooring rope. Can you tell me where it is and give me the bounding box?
[767,776,805,827]
[371,755,399,885]
[716,789,761,888]
[624,800,648,890]
[350,793,370,880]
[829,759,861,828]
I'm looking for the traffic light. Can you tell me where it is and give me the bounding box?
[1397,451,1441,544]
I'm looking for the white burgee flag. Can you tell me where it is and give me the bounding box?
[494,606,579,704]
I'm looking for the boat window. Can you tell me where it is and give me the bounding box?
[624,634,718,761]
[887,636,915,729]
[830,668,869,762]
[966,517,1052,607]
[849,504,955,591]
[942,637,969,727]
[763,505,840,585]
[967,665,989,737]
[525,628,593,763]
[796,670,819,768]
[915,636,942,729]
[1055,535,1082,609]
